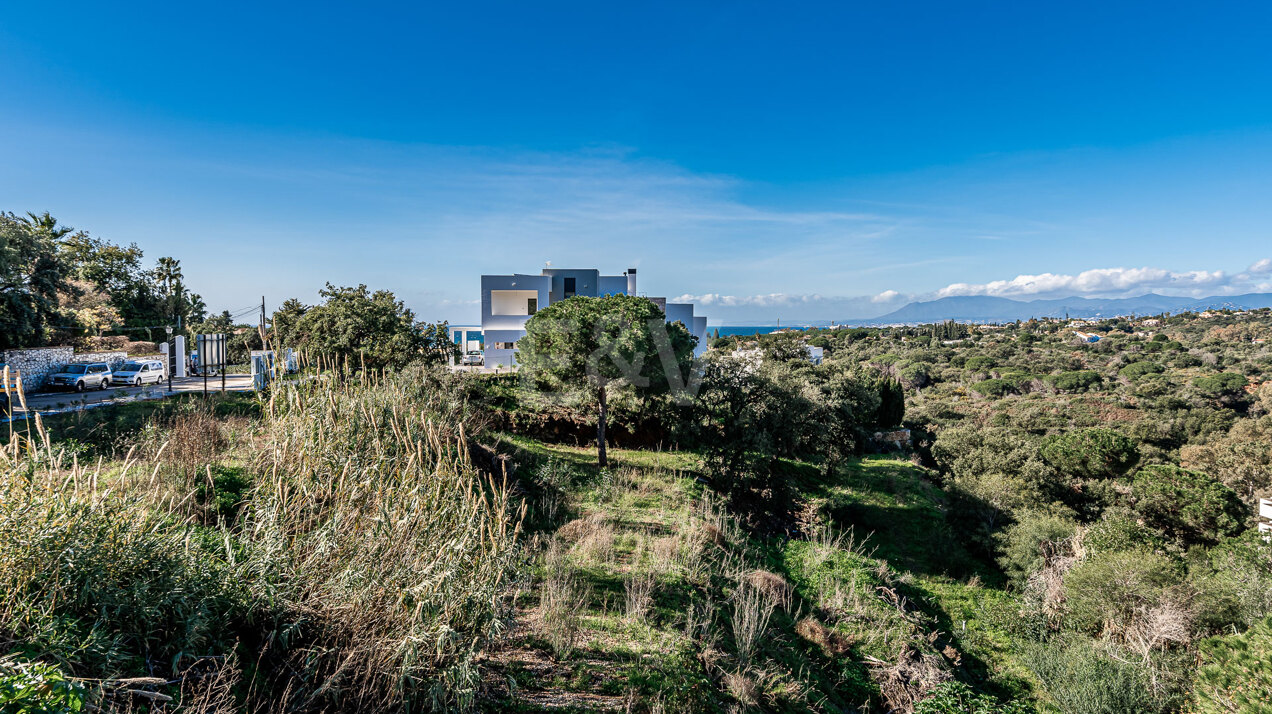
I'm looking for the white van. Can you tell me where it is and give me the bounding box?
[113,360,166,386]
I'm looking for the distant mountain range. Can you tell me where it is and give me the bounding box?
[840,293,1272,326]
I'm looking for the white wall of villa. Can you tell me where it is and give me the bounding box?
[476,267,708,367]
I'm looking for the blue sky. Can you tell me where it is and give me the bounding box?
[2,1,1271,324]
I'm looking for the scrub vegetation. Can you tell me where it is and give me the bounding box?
[3,303,1271,712]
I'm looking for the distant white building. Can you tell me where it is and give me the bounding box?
[477,267,708,367]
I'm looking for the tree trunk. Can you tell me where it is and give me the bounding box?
[596,384,608,468]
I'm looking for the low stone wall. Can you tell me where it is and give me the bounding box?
[73,351,133,370]
[1,347,129,392]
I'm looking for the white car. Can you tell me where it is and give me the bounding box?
[461,351,484,366]
[113,360,166,386]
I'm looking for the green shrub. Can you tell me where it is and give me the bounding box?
[1023,637,1160,714]
[1193,372,1249,397]
[972,378,1016,398]
[996,511,1076,586]
[899,361,933,389]
[1192,617,1272,713]
[965,356,997,372]
[1046,370,1102,392]
[914,681,1032,714]
[1040,428,1139,480]
[1119,361,1165,380]
[1202,534,1272,628]
[0,657,87,714]
[1174,353,1203,368]
[1131,465,1246,546]
[1084,513,1163,555]
[1064,549,1181,637]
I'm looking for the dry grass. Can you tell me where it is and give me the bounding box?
[624,572,656,623]
[647,535,681,574]
[730,580,778,669]
[794,617,854,657]
[163,410,228,475]
[744,570,793,612]
[573,519,617,564]
[537,540,591,657]
[723,670,759,708]
[557,512,609,543]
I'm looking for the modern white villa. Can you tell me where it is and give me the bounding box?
[458,267,708,368]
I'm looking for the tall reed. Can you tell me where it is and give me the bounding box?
[0,364,524,712]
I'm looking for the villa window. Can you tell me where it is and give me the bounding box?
[494,341,517,350]
[564,277,576,299]
[491,289,539,315]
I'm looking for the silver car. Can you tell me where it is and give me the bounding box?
[461,350,484,366]
[46,363,112,392]
[113,360,166,386]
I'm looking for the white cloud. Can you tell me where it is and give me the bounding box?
[679,257,1272,324]
[934,266,1229,299]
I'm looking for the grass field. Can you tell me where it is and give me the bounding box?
[483,434,1037,712]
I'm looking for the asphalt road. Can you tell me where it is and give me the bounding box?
[5,374,254,418]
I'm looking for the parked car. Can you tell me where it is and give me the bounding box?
[113,360,166,386]
[47,363,112,392]
[461,350,484,366]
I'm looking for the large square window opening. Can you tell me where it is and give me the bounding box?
[491,289,540,315]
[563,277,576,299]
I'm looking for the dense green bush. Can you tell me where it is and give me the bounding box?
[1131,465,1246,546]
[933,426,1063,548]
[0,657,87,714]
[1040,428,1139,480]
[1192,617,1272,713]
[964,356,997,372]
[1083,513,1163,555]
[1201,534,1272,628]
[1119,361,1165,380]
[972,378,1016,397]
[1174,353,1203,368]
[1023,638,1161,714]
[1063,549,1180,636]
[995,511,1076,586]
[1193,372,1249,397]
[914,681,1031,714]
[1046,370,1102,392]
[0,491,250,677]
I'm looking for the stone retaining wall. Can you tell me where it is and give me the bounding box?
[1,347,130,392]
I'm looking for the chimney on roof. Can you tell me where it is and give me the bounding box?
[625,268,637,296]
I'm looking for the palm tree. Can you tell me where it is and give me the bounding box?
[20,211,75,240]
[153,257,186,324]
[155,257,183,298]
